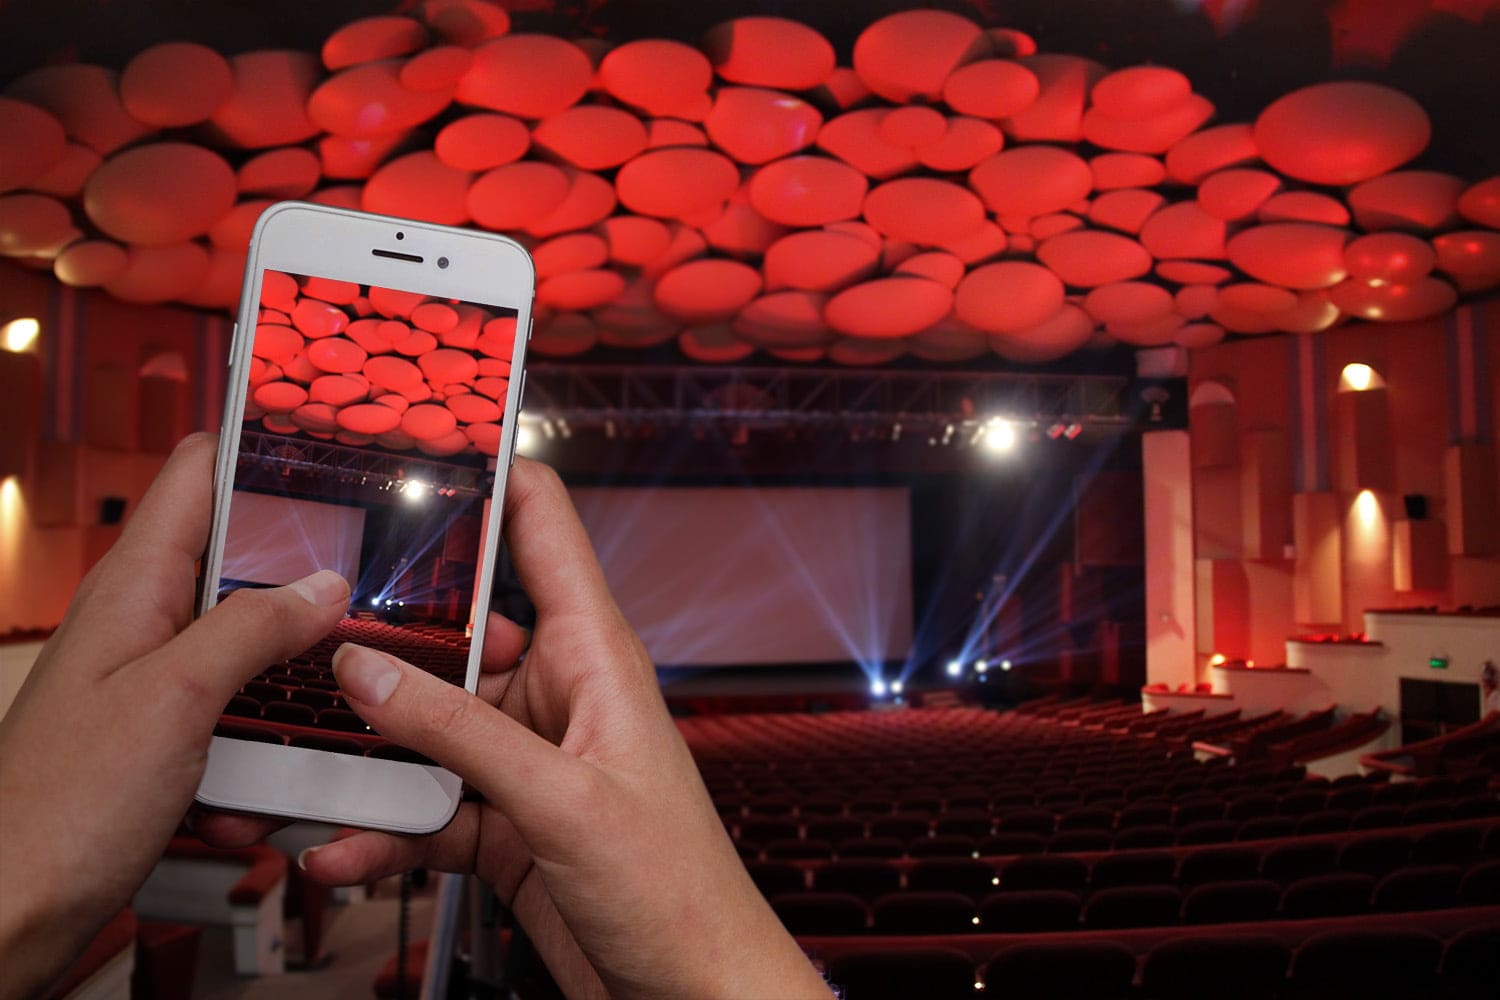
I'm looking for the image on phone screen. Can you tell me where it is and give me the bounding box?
[212,268,518,761]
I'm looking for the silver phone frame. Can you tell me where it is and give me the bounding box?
[195,201,534,835]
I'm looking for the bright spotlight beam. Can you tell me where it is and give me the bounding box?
[945,659,963,678]
[982,418,1017,453]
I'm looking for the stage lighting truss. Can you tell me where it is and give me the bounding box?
[239,430,489,499]
[521,362,1140,443]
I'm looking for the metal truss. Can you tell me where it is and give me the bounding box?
[238,430,491,498]
[522,363,1134,434]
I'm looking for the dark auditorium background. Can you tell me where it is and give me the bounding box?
[1,1,1497,998]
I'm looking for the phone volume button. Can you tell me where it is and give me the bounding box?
[228,323,238,367]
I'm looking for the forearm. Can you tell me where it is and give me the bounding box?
[0,864,97,1000]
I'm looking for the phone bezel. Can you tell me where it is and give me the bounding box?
[195,201,535,835]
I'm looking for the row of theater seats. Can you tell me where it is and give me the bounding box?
[820,926,1498,1000]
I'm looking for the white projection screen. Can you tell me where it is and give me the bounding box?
[220,491,366,590]
[572,487,914,667]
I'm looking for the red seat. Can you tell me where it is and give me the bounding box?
[261,701,317,726]
[1279,873,1375,918]
[998,855,1089,893]
[1261,841,1338,884]
[870,891,976,934]
[769,891,867,935]
[1178,846,1259,887]
[744,861,803,898]
[1457,859,1500,904]
[1141,933,1291,1000]
[1440,926,1500,1000]
[836,837,905,859]
[1337,833,1412,878]
[317,708,371,734]
[908,835,977,859]
[812,860,901,902]
[1083,885,1182,929]
[981,941,1135,1000]
[828,947,974,1000]
[907,858,996,898]
[978,889,1081,932]
[1371,865,1462,912]
[1091,850,1177,889]
[1181,879,1280,924]
[1289,929,1442,1000]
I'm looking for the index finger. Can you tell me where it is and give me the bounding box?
[501,458,616,619]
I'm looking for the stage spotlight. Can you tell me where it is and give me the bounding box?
[1208,653,1227,666]
[981,418,1016,453]
[945,659,963,678]
[1000,659,1013,672]
[402,480,429,502]
[975,659,989,674]
[1340,362,1376,392]
[1,317,39,353]
[370,598,380,608]
[891,680,905,695]
[870,678,887,697]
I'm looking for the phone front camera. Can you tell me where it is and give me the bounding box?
[437,256,450,269]
[395,231,405,241]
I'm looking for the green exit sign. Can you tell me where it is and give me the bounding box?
[1429,657,1449,670]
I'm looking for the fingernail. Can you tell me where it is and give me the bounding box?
[333,644,401,706]
[289,569,349,607]
[297,846,319,871]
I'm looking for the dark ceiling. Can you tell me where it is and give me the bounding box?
[2,1,1498,175]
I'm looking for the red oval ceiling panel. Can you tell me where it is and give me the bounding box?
[824,277,953,339]
[252,323,304,365]
[253,381,308,412]
[988,303,1094,362]
[418,348,479,385]
[532,105,648,171]
[368,286,428,320]
[337,402,402,435]
[895,251,965,289]
[402,403,458,441]
[530,312,597,358]
[291,403,339,436]
[1175,284,1218,318]
[1088,188,1164,234]
[467,160,569,229]
[1275,291,1341,334]
[598,215,672,267]
[476,316,517,359]
[472,376,508,401]
[103,242,210,304]
[1218,282,1298,314]
[83,142,235,245]
[1140,201,1229,260]
[1457,177,1500,229]
[364,354,425,392]
[422,0,511,46]
[309,374,368,407]
[0,97,66,191]
[879,106,947,149]
[301,276,359,306]
[1175,323,1226,348]
[916,116,1004,172]
[645,119,708,149]
[970,146,1092,217]
[1197,168,1282,221]
[763,230,879,292]
[260,271,300,312]
[1081,94,1214,155]
[702,16,835,90]
[532,232,608,280]
[747,156,868,227]
[654,259,763,322]
[7,64,150,156]
[1163,123,1257,184]
[909,317,989,361]
[53,239,128,287]
[434,114,529,171]
[1111,314,1184,346]
[942,59,1039,119]
[955,261,1065,333]
[1227,223,1350,289]
[537,269,626,310]
[1037,230,1152,287]
[698,193,788,257]
[363,151,471,225]
[1329,276,1457,323]
[309,60,451,138]
[1433,231,1500,291]
[704,87,822,165]
[292,298,350,339]
[188,250,251,310]
[598,39,713,118]
[0,193,75,256]
[1258,191,1350,226]
[207,51,324,148]
[120,42,234,127]
[679,323,756,364]
[817,108,921,179]
[733,291,833,348]
[1084,281,1174,326]
[393,328,438,356]
[1156,261,1232,285]
[1029,213,1084,241]
[307,337,367,373]
[410,302,459,334]
[853,9,989,104]
[28,142,101,199]
[827,337,906,366]
[1347,171,1465,232]
[863,178,986,245]
[616,147,739,220]
[526,169,618,238]
[1254,82,1430,186]
[322,15,427,70]
[1091,66,1192,119]
[446,393,501,424]
[1004,54,1106,142]
[237,147,320,199]
[1090,152,1167,191]
[455,34,591,119]
[1344,232,1435,283]
[402,46,474,92]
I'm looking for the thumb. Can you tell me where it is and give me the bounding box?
[134,570,351,728]
[331,644,592,841]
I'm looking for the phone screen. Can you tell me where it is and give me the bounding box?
[212,267,518,761]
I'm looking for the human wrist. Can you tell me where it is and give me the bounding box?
[0,869,95,1000]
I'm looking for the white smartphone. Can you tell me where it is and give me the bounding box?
[195,202,534,834]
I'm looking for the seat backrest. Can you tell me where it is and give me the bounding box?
[812,860,901,901]
[1091,850,1177,889]
[1440,926,1500,1000]
[828,947,975,1000]
[1337,833,1412,877]
[982,941,1136,1000]
[1083,885,1182,929]
[769,891,868,935]
[1181,879,1281,925]
[870,891,976,934]
[977,889,1081,932]
[1371,864,1463,912]
[1291,929,1442,997]
[1178,846,1259,887]
[907,858,997,898]
[1142,933,1291,1000]
[999,854,1089,892]
[1278,872,1375,919]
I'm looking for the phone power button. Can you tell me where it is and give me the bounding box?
[507,371,527,467]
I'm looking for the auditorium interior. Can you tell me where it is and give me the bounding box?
[0,0,1497,997]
